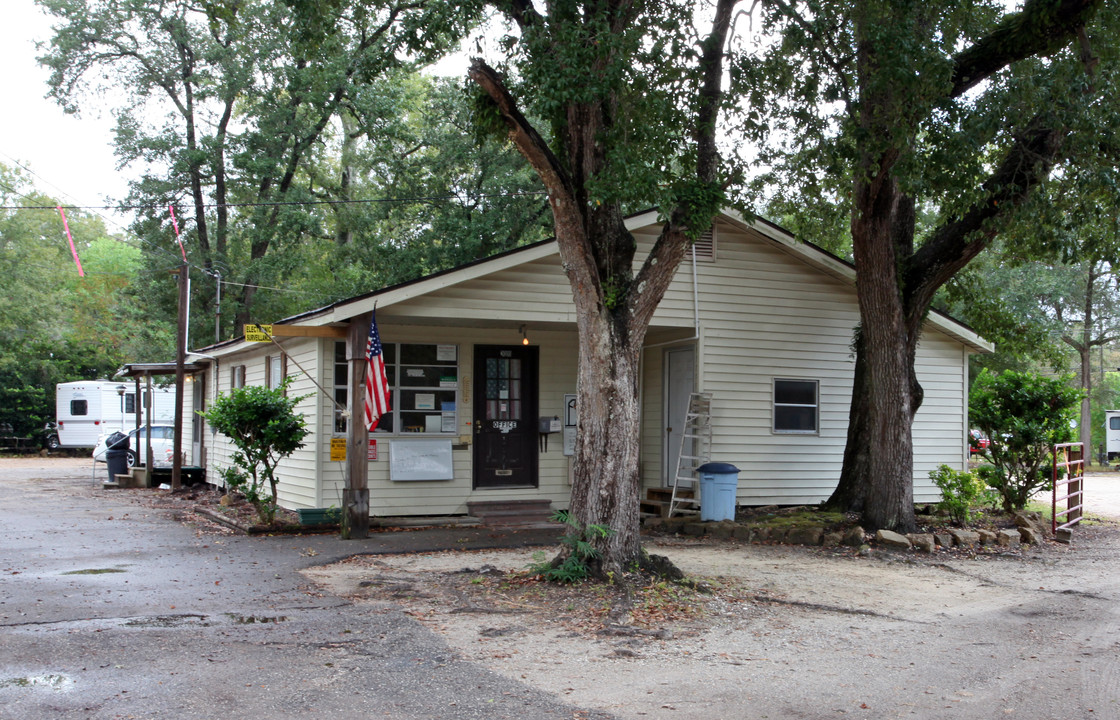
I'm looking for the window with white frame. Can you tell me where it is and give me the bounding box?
[231,365,246,389]
[266,354,285,390]
[773,378,818,433]
[336,340,459,435]
[334,342,349,434]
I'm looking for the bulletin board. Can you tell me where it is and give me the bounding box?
[389,438,454,481]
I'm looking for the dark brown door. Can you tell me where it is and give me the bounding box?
[473,345,539,488]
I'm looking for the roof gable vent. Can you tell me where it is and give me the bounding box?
[691,228,715,261]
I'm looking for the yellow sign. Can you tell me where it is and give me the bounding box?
[330,437,347,462]
[244,324,273,342]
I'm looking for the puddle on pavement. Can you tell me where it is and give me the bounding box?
[1,674,74,692]
[61,568,127,575]
[225,613,289,624]
[123,614,209,628]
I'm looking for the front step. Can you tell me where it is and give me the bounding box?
[640,487,697,518]
[466,499,557,529]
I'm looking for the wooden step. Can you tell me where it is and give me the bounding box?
[466,499,557,529]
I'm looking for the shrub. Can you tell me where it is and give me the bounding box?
[929,464,997,525]
[969,369,1081,511]
[201,379,309,524]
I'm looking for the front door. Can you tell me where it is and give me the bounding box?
[664,346,696,485]
[473,345,539,488]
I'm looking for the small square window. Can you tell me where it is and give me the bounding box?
[774,379,818,433]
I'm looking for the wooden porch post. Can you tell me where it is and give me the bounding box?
[342,315,370,539]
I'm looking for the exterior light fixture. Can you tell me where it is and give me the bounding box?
[520,324,529,346]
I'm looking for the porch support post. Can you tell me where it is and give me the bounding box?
[342,315,370,539]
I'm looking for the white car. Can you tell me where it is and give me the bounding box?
[92,425,177,468]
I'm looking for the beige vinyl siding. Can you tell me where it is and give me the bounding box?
[381,259,581,325]
[204,338,320,511]
[912,331,970,502]
[641,218,973,506]
[335,324,579,517]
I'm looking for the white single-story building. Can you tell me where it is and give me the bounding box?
[188,208,990,518]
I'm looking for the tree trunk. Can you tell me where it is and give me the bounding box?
[567,310,644,574]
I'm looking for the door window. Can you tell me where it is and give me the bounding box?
[485,356,522,420]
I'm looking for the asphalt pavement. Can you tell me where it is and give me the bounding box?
[0,461,598,720]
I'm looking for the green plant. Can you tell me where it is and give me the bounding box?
[970,369,1082,511]
[201,378,309,524]
[929,464,997,526]
[530,510,615,584]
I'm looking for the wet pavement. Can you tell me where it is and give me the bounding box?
[0,461,596,720]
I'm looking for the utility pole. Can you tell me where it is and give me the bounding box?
[172,262,188,491]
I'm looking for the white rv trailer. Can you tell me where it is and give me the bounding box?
[55,381,178,448]
[1106,410,1120,462]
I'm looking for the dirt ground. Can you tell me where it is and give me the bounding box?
[305,526,1120,719]
[10,456,1120,717]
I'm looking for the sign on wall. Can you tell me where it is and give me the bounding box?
[389,438,454,481]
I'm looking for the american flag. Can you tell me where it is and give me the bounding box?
[364,310,391,430]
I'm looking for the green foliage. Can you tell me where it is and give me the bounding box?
[970,369,1082,511]
[929,464,997,525]
[201,379,309,524]
[0,164,168,439]
[531,510,615,584]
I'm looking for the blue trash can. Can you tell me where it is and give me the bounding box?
[697,462,740,521]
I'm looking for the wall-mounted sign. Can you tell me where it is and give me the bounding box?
[367,439,378,461]
[244,324,273,342]
[330,437,346,461]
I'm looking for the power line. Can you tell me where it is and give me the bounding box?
[0,191,549,213]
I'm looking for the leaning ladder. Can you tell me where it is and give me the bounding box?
[669,392,713,516]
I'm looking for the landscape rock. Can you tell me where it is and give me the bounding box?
[907,533,935,553]
[1013,511,1049,539]
[977,529,998,545]
[1018,526,1044,545]
[732,525,753,541]
[821,531,843,547]
[682,522,707,537]
[933,532,955,548]
[997,529,1020,548]
[949,529,980,547]
[843,526,866,547]
[708,522,735,539]
[786,526,823,546]
[875,529,912,550]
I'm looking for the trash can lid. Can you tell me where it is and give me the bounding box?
[697,462,739,474]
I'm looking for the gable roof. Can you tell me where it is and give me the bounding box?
[198,208,991,355]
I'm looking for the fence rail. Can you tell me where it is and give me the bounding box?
[1052,442,1085,534]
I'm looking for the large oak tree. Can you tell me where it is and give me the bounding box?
[752,0,1114,531]
[467,0,743,575]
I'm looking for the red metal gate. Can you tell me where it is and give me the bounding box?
[1052,442,1084,534]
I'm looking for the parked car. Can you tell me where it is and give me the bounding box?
[92,425,177,467]
[969,428,990,454]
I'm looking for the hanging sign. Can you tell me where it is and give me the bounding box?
[330,437,347,461]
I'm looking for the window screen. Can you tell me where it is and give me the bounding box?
[774,379,818,433]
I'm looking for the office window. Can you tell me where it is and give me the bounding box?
[773,379,818,433]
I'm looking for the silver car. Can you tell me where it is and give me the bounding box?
[92,425,177,467]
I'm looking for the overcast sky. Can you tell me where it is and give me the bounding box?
[0,0,131,230]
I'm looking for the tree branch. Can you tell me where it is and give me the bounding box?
[950,0,1101,98]
[905,116,1066,318]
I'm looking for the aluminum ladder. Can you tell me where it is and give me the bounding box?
[669,392,712,516]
